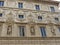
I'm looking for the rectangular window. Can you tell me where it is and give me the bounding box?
[0,25,2,36]
[18,15,24,19]
[58,27,60,32]
[55,18,59,21]
[35,5,40,10]
[18,3,23,8]
[0,1,4,6]
[40,27,46,37]
[19,26,25,36]
[0,13,2,17]
[38,16,42,20]
[50,7,55,12]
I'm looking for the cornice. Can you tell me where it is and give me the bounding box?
[0,37,60,40]
[18,0,59,6]
[3,0,59,6]
[0,7,59,14]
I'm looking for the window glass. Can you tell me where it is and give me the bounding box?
[38,16,42,20]
[50,7,55,12]
[0,13,2,17]
[18,3,23,8]
[55,17,59,21]
[18,15,24,19]
[19,26,25,36]
[40,27,46,37]
[35,5,40,10]
[0,1,4,6]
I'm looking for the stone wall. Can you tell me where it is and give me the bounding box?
[0,37,60,45]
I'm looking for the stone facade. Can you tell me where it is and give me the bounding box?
[0,0,60,45]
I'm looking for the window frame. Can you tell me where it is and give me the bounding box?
[40,26,46,37]
[0,13,2,17]
[50,6,55,12]
[38,16,42,20]
[19,26,25,37]
[0,1,4,7]
[35,5,40,10]
[18,15,24,19]
[18,2,23,8]
[55,17,59,21]
[58,27,60,32]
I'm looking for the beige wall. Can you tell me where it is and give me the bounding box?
[0,23,60,37]
[0,0,60,45]
[0,0,59,12]
[0,4,60,37]
[0,39,60,45]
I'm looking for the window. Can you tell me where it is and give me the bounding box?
[38,16,42,20]
[18,3,23,8]
[55,17,59,21]
[0,25,2,36]
[58,27,60,32]
[30,26,35,35]
[18,15,24,19]
[40,27,46,37]
[0,13,2,17]
[50,7,55,12]
[35,5,40,10]
[19,26,25,36]
[0,1,4,6]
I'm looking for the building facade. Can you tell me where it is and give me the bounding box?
[0,0,60,45]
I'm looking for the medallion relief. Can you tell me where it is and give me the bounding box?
[6,11,14,24]
[28,13,35,23]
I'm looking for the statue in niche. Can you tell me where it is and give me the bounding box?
[30,26,35,35]
[7,25,12,35]
[51,26,56,36]
[6,12,13,35]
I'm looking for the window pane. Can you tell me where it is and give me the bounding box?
[19,15,24,18]
[0,13,2,17]
[58,27,60,32]
[55,18,59,21]
[50,7,55,12]
[40,27,46,37]
[19,26,25,36]
[0,1,4,6]
[18,3,23,8]
[38,16,42,20]
[35,5,40,10]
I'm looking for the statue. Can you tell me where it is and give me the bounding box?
[51,28,56,35]
[7,26,12,35]
[30,26,35,35]
[6,12,14,35]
